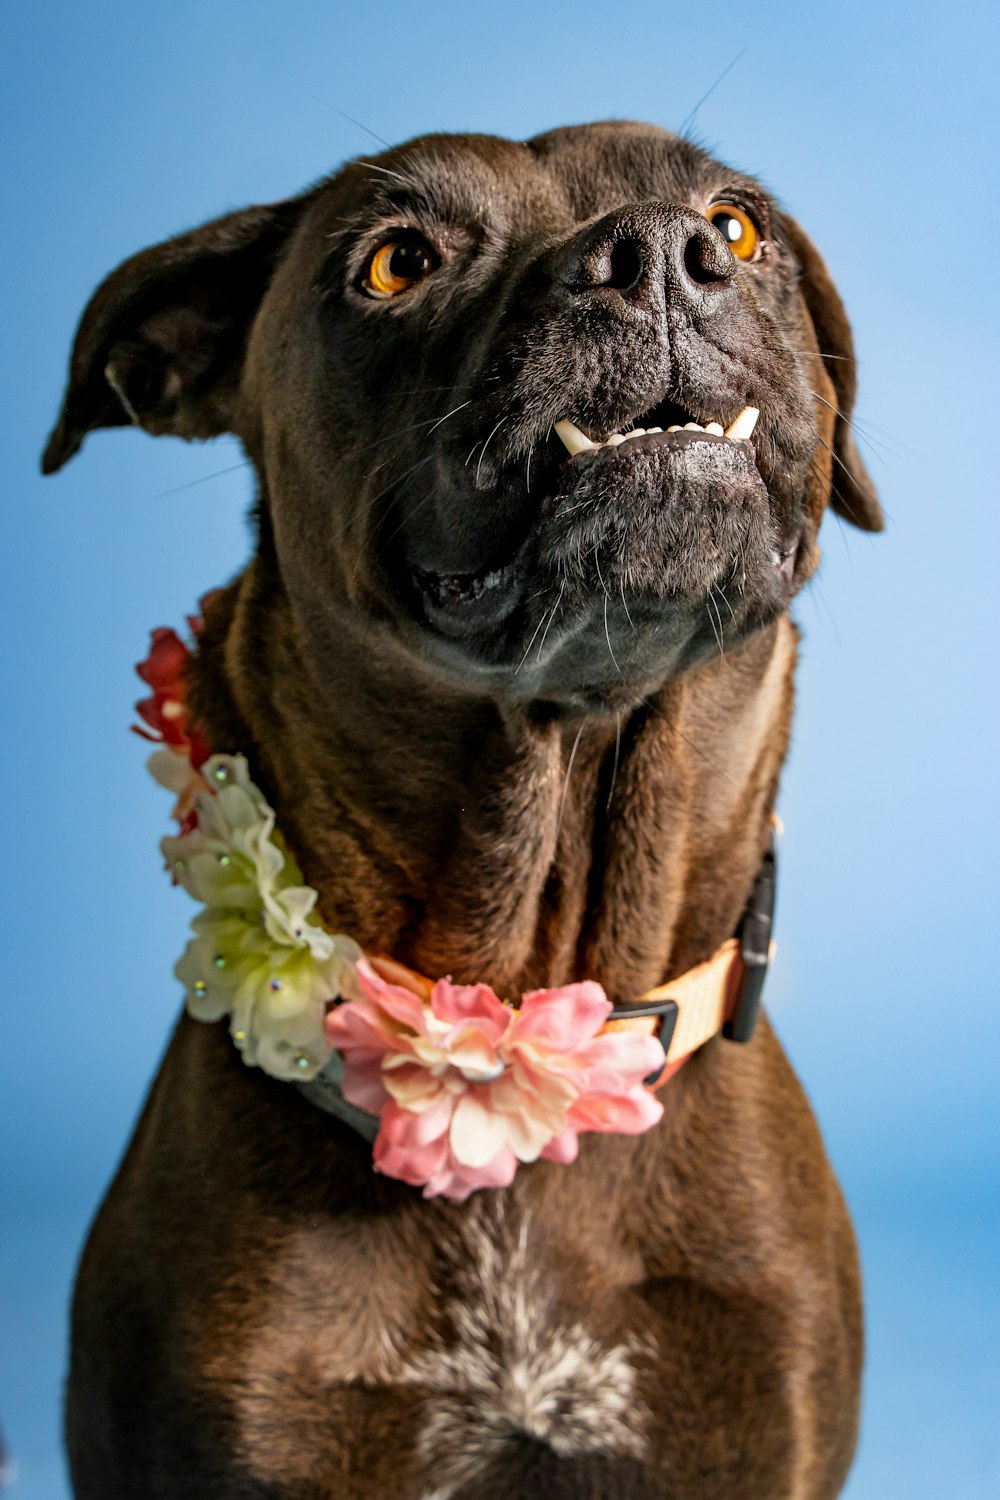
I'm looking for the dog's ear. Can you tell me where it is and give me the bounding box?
[781,215,883,532]
[41,194,313,474]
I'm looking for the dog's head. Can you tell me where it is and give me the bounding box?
[43,121,880,711]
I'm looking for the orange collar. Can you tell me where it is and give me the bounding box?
[612,829,777,1088]
[367,831,777,1094]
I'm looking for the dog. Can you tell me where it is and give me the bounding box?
[44,119,882,1499]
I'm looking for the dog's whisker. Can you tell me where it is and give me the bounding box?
[534,580,564,663]
[515,582,563,678]
[350,402,474,456]
[305,97,391,149]
[606,711,622,814]
[677,47,748,139]
[473,415,510,487]
[806,450,865,550]
[803,570,841,645]
[365,452,438,510]
[619,577,636,635]
[152,460,253,499]
[715,585,737,627]
[603,592,623,677]
[349,457,440,578]
[807,388,896,462]
[364,479,444,572]
[515,600,554,678]
[595,554,623,678]
[705,594,724,659]
[425,399,474,436]
[785,345,857,363]
[355,159,419,186]
[809,429,868,495]
[556,723,585,839]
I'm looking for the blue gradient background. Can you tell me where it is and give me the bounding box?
[2,2,998,1494]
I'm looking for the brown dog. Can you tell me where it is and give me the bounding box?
[44,120,881,1498]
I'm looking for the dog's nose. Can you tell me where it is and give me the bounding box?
[552,202,737,315]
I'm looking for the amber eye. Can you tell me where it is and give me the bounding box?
[363,236,437,298]
[707,203,760,262]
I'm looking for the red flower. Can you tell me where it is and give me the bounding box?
[133,624,210,768]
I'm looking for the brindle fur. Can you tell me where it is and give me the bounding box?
[45,121,880,1498]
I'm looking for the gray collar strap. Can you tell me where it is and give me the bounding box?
[297,1050,379,1144]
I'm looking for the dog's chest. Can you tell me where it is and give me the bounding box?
[217,1196,653,1497]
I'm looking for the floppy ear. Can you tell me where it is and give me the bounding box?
[41,193,314,474]
[781,215,883,532]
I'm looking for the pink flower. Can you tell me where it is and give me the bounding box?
[325,959,665,1201]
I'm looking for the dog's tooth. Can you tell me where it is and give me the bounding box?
[683,422,704,432]
[623,428,646,441]
[646,426,663,434]
[724,406,760,441]
[667,424,682,432]
[705,422,724,436]
[605,432,626,446]
[554,419,598,455]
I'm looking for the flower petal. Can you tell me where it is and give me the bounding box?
[449,1089,509,1168]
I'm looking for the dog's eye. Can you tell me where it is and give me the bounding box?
[363,236,438,299]
[707,203,760,262]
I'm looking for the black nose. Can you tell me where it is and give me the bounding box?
[553,201,737,315]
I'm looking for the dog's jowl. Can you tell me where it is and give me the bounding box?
[45,121,881,1499]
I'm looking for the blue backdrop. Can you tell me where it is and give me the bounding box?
[2,1,997,1494]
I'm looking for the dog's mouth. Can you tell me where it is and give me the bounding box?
[550,400,760,454]
[409,398,788,636]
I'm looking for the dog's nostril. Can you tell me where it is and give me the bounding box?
[605,239,645,292]
[683,228,733,287]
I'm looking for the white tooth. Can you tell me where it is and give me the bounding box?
[667,424,682,432]
[684,422,704,432]
[605,433,626,445]
[724,406,760,442]
[646,426,663,434]
[705,422,724,436]
[626,427,646,439]
[554,419,598,456]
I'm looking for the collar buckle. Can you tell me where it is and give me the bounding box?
[723,831,778,1045]
[606,996,678,1086]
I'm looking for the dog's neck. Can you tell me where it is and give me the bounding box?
[189,555,795,1007]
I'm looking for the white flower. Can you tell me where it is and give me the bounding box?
[159,753,362,1081]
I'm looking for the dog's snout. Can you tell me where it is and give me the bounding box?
[554,202,737,315]
[680,218,736,289]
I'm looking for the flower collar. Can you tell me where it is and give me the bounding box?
[136,608,772,1202]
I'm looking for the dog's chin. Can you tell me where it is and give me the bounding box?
[401,430,796,703]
